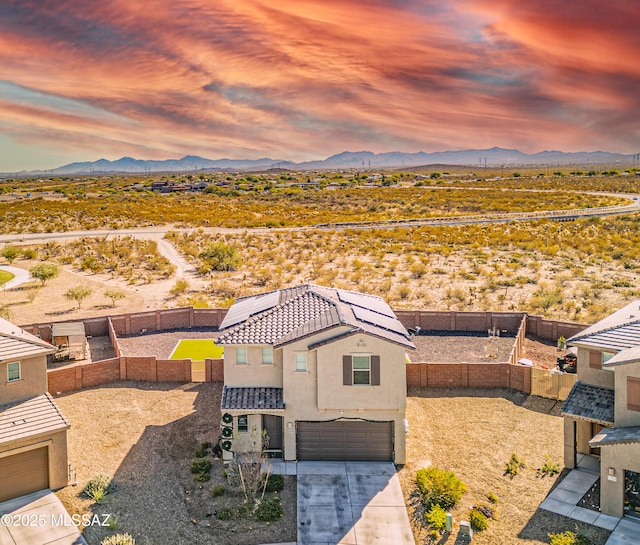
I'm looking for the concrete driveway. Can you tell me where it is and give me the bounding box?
[297,462,414,545]
[0,490,87,545]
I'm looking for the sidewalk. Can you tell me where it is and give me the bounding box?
[540,468,640,544]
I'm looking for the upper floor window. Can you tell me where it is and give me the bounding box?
[353,355,371,385]
[236,347,247,365]
[262,347,273,365]
[590,350,615,370]
[295,352,307,372]
[342,355,380,386]
[7,361,21,382]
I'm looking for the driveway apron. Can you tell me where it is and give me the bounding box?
[297,461,413,545]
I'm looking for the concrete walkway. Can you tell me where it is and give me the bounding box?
[0,489,87,545]
[0,265,30,290]
[539,468,640,544]
[297,461,413,545]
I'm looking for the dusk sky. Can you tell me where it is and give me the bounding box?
[1,1,639,171]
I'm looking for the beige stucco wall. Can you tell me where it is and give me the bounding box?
[0,355,48,403]
[223,345,283,388]
[575,419,594,455]
[599,442,640,517]
[563,418,576,469]
[0,429,69,490]
[575,347,615,389]
[613,362,640,427]
[222,329,409,464]
[281,331,407,463]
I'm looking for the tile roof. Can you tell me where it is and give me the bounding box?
[589,426,640,447]
[217,284,415,349]
[221,386,285,411]
[604,344,640,367]
[568,299,640,353]
[0,317,55,362]
[0,394,69,446]
[561,381,615,425]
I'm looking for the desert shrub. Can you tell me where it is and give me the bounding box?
[255,497,283,522]
[216,508,235,520]
[194,442,211,458]
[538,455,561,477]
[548,529,591,545]
[170,278,189,296]
[101,534,135,545]
[194,472,210,482]
[212,484,226,497]
[469,507,488,532]
[424,504,447,531]
[505,453,526,476]
[264,474,285,493]
[488,492,499,504]
[83,474,114,503]
[198,242,241,272]
[22,248,37,260]
[415,467,466,510]
[190,458,212,474]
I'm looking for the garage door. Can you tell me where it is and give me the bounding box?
[0,447,49,502]
[297,420,393,461]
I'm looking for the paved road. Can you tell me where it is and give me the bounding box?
[0,265,30,290]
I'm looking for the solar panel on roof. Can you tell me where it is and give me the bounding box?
[338,290,395,318]
[220,291,281,329]
[352,306,407,335]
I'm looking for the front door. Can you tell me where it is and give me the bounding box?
[262,415,283,453]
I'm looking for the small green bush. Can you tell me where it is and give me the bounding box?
[415,467,467,510]
[488,492,499,503]
[83,474,114,503]
[194,442,211,458]
[538,455,561,477]
[504,453,526,476]
[194,472,210,482]
[216,508,235,520]
[255,497,283,522]
[469,507,488,532]
[264,474,285,493]
[548,530,591,545]
[191,458,212,474]
[424,504,447,531]
[212,484,226,497]
[101,534,135,545]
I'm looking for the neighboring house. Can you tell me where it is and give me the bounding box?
[217,284,415,464]
[561,299,640,518]
[0,318,69,502]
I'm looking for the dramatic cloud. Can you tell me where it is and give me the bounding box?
[0,0,637,170]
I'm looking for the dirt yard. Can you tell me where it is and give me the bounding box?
[53,382,296,545]
[398,388,611,545]
[117,328,220,358]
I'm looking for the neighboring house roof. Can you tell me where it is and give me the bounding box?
[568,299,640,353]
[589,426,640,447]
[218,284,415,349]
[561,381,615,425]
[221,386,285,411]
[0,318,55,362]
[0,393,69,446]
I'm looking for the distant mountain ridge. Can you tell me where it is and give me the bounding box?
[10,147,632,175]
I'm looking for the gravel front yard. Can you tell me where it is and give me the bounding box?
[54,381,296,545]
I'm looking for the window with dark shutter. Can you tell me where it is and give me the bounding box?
[628,377,640,412]
[343,355,352,385]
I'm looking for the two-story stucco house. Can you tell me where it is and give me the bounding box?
[0,318,70,502]
[217,284,415,464]
[561,299,640,518]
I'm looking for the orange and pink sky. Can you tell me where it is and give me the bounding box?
[1,0,638,171]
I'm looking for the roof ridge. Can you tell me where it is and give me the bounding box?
[571,316,640,342]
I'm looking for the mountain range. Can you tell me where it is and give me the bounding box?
[9,148,634,175]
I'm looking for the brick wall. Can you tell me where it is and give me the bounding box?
[395,310,526,333]
[157,359,191,382]
[525,315,586,341]
[125,356,158,381]
[207,358,224,382]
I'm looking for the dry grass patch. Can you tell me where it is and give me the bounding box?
[399,389,610,545]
